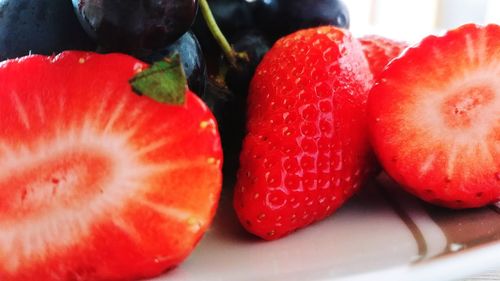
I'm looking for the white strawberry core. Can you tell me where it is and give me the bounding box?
[406,70,500,181]
[413,71,500,140]
[0,126,202,272]
[0,129,144,270]
[442,85,495,128]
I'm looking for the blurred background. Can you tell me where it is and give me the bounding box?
[346,0,500,42]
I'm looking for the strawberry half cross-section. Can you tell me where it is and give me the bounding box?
[369,24,500,208]
[0,51,222,281]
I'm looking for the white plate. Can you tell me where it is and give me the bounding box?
[153,174,500,281]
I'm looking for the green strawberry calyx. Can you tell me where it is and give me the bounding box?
[130,54,187,105]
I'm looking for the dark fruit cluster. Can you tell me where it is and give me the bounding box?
[72,0,205,97]
[0,0,350,176]
[194,0,350,54]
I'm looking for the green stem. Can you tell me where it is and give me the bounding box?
[199,0,247,68]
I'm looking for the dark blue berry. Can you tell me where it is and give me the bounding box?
[0,0,95,60]
[139,31,207,98]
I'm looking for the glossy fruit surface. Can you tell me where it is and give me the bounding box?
[0,51,222,280]
[253,0,350,42]
[234,26,375,240]
[0,0,95,60]
[140,31,207,98]
[73,0,198,53]
[369,24,500,209]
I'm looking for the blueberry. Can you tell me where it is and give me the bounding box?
[139,31,207,98]
[0,0,95,60]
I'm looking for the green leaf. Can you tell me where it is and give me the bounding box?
[129,54,187,105]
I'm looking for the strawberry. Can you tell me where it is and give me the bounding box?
[368,24,500,209]
[359,35,408,78]
[0,51,222,280]
[234,26,376,240]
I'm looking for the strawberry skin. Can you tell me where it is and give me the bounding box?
[234,26,375,240]
[369,24,500,208]
[359,35,408,78]
[0,52,222,280]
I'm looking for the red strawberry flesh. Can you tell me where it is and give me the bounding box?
[0,52,222,280]
[368,24,500,208]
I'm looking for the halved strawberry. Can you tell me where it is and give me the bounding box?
[369,24,500,208]
[359,35,408,79]
[0,51,222,280]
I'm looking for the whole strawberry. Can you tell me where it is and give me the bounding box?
[359,35,408,79]
[369,24,500,209]
[234,26,376,240]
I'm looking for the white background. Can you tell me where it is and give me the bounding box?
[345,0,500,43]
